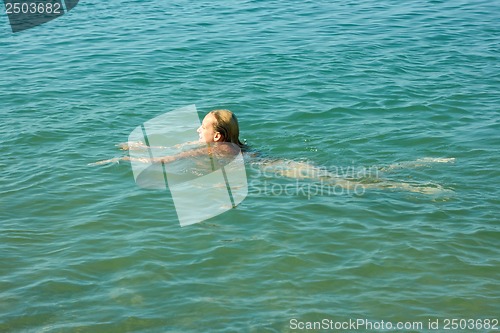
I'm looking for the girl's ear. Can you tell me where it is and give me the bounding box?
[213,131,222,142]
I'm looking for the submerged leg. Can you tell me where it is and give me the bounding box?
[380,157,455,171]
[257,159,451,195]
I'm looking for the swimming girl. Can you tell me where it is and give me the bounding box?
[92,109,452,195]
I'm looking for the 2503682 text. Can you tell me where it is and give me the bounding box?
[4,2,62,15]
[441,318,498,330]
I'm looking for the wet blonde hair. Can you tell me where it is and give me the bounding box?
[209,109,245,149]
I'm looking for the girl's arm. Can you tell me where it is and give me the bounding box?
[117,141,200,151]
[90,145,223,166]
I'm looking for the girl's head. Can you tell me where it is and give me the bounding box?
[197,109,245,148]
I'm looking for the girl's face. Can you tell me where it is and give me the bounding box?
[197,113,220,143]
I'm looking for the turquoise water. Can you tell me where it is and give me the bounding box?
[1,0,499,332]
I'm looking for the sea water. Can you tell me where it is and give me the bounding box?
[1,0,499,332]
